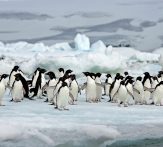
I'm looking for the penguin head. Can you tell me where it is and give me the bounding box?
[136,76,142,81]
[106,74,111,78]
[125,76,133,81]
[0,74,9,80]
[14,74,21,81]
[46,71,56,79]
[13,65,19,71]
[40,68,46,73]
[119,75,124,81]
[153,76,158,81]
[124,71,129,76]
[158,73,161,78]
[62,82,68,87]
[96,73,101,78]
[83,72,89,77]
[65,69,73,75]
[90,73,96,79]
[143,72,150,77]
[120,80,125,85]
[70,74,76,81]
[159,71,163,75]
[116,73,120,78]
[58,68,64,73]
[128,79,134,84]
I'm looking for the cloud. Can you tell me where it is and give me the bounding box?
[0,11,53,20]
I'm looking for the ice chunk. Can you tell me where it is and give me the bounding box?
[74,33,90,50]
[50,42,72,51]
[91,40,106,53]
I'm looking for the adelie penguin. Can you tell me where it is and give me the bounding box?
[153,81,163,106]
[44,71,58,103]
[69,74,79,103]
[11,74,24,102]
[58,68,64,78]
[30,68,46,98]
[116,80,128,107]
[55,82,74,110]
[30,67,41,88]
[142,72,153,104]
[104,74,112,97]
[109,74,123,102]
[95,73,103,102]
[8,65,20,88]
[133,76,144,104]
[0,74,9,106]
[82,72,96,102]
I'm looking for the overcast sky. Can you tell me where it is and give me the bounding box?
[0,0,163,51]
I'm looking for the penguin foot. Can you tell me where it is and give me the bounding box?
[44,98,48,102]
[0,104,5,106]
[64,108,69,111]
[49,103,54,105]
[10,99,13,102]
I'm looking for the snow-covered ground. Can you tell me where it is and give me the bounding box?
[1,34,163,146]
[1,91,163,147]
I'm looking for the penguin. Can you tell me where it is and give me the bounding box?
[64,69,73,77]
[142,72,152,104]
[157,73,162,83]
[83,72,96,102]
[9,65,20,87]
[104,74,112,97]
[152,76,159,89]
[69,74,79,103]
[31,67,41,88]
[153,81,163,106]
[56,82,71,110]
[58,68,64,78]
[30,68,46,98]
[44,71,58,103]
[158,71,163,81]
[95,73,103,102]
[124,71,129,77]
[53,77,64,105]
[11,74,24,102]
[116,81,128,107]
[109,74,123,102]
[125,79,135,105]
[0,74,9,106]
[133,76,144,104]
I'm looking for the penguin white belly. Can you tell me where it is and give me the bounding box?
[0,83,5,105]
[12,81,23,102]
[134,82,144,104]
[143,80,152,104]
[9,71,17,87]
[118,86,128,106]
[153,86,163,105]
[47,79,57,102]
[152,81,158,89]
[57,87,69,109]
[126,84,134,105]
[32,71,39,87]
[70,81,78,101]
[86,82,96,102]
[105,78,112,96]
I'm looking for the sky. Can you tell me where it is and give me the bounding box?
[0,0,163,51]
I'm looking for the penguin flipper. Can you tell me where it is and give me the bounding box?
[69,92,75,101]
[144,86,155,92]
[127,89,134,99]
[133,88,140,94]
[80,83,87,91]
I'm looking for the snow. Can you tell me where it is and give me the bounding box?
[1,92,163,146]
[0,33,163,146]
